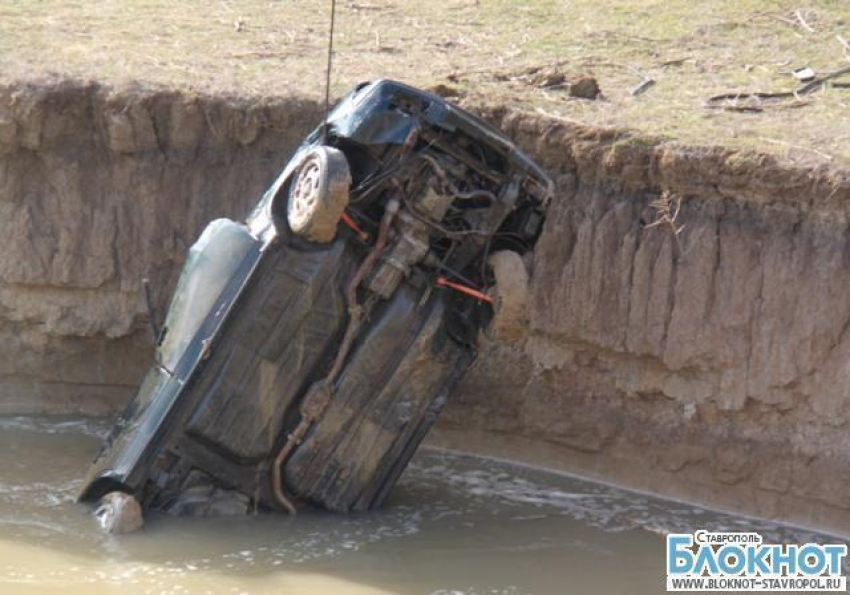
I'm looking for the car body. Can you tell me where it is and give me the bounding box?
[80,79,552,520]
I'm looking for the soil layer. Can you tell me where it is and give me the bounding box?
[2,80,849,534]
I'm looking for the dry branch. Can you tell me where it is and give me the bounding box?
[705,64,850,111]
[838,35,850,62]
[794,10,815,33]
[644,191,685,256]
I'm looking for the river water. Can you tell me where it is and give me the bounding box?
[0,417,833,595]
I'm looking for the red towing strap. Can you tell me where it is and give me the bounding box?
[436,277,493,303]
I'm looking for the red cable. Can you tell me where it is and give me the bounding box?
[436,277,493,303]
[341,211,369,242]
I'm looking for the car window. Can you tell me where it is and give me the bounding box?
[158,219,257,370]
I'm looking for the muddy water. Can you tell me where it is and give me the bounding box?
[0,418,831,595]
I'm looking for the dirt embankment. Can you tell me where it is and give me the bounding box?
[0,81,321,413]
[438,108,850,533]
[2,80,850,533]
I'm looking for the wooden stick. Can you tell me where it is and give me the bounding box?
[838,35,850,61]
[794,10,815,33]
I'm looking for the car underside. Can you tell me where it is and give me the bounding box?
[80,79,553,531]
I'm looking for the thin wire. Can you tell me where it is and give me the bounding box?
[322,0,337,145]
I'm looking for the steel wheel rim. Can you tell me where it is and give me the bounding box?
[291,160,321,220]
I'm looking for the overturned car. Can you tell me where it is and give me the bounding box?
[80,80,552,529]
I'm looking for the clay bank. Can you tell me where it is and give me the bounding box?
[2,79,850,534]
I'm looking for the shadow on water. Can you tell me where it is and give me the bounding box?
[0,416,839,595]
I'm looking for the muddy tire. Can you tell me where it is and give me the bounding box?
[487,250,529,342]
[287,146,351,243]
[94,491,144,534]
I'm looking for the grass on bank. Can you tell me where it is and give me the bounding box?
[0,0,848,164]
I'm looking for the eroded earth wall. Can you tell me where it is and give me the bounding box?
[2,81,850,532]
[440,109,850,533]
[0,81,321,413]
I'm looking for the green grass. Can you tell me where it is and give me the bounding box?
[1,0,848,164]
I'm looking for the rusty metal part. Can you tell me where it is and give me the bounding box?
[370,181,454,298]
[329,198,399,383]
[422,133,506,185]
[417,153,498,203]
[271,379,334,513]
[402,198,488,239]
[344,198,399,323]
[453,188,497,201]
[270,450,297,513]
[399,126,420,162]
[270,198,400,511]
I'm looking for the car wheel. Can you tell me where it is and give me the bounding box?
[94,491,144,534]
[487,250,529,342]
[287,146,351,243]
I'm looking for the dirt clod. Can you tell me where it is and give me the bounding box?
[529,68,567,89]
[569,75,601,100]
[430,83,463,99]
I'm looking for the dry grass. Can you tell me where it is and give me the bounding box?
[1,0,849,164]
[645,191,685,257]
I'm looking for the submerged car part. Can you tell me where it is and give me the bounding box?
[79,79,552,525]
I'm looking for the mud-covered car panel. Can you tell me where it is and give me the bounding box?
[80,223,265,500]
[285,286,472,511]
[185,240,353,464]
